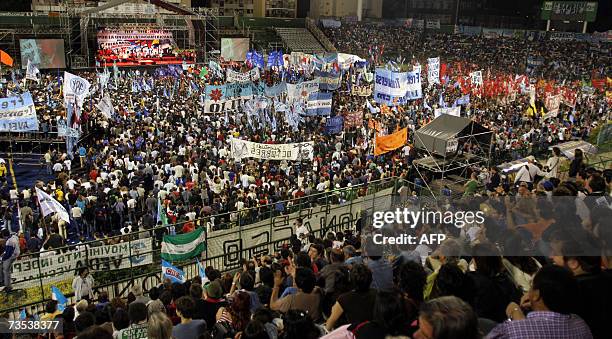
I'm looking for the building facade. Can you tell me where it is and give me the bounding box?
[209,0,297,17]
[308,0,383,21]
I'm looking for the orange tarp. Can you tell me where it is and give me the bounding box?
[374,127,407,156]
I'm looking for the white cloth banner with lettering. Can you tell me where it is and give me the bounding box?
[231,139,314,161]
[286,80,319,102]
[470,71,483,86]
[11,238,153,289]
[427,57,440,86]
[226,68,260,83]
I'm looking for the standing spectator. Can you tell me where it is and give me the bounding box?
[0,229,19,292]
[147,311,174,339]
[116,302,148,339]
[72,267,95,301]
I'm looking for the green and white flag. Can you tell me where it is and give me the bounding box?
[161,227,207,261]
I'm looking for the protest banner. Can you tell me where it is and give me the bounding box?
[204,97,248,113]
[344,112,362,129]
[374,68,422,106]
[315,70,342,91]
[374,128,408,156]
[545,94,562,116]
[0,92,39,132]
[324,116,344,135]
[230,139,314,161]
[470,71,483,86]
[305,92,332,116]
[226,68,260,83]
[287,80,319,102]
[427,57,440,86]
[11,238,153,289]
[351,84,373,97]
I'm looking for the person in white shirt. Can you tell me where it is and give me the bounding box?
[545,147,562,179]
[514,156,548,189]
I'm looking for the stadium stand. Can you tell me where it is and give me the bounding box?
[274,27,326,53]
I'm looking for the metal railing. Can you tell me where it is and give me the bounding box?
[2,177,406,316]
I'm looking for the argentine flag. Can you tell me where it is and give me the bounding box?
[51,286,67,312]
[162,259,186,284]
[197,258,209,284]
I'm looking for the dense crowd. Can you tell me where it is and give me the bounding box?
[0,21,610,339]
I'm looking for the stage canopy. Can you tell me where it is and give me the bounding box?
[414,114,491,157]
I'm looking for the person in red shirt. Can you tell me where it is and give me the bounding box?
[181,219,195,234]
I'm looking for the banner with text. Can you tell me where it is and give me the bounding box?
[231,139,314,161]
[427,57,440,86]
[11,238,153,289]
[0,92,39,132]
[374,68,422,106]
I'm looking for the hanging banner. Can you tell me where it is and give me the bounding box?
[204,97,248,113]
[426,20,441,29]
[324,116,344,135]
[470,71,483,86]
[351,84,373,97]
[0,92,39,132]
[545,94,562,116]
[344,112,362,129]
[315,70,342,91]
[374,68,422,106]
[374,128,408,156]
[264,82,287,97]
[427,57,440,86]
[305,92,333,116]
[10,238,153,289]
[287,80,319,102]
[231,138,314,161]
[226,68,260,83]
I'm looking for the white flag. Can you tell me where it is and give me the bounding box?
[96,95,114,119]
[35,188,70,223]
[26,60,40,82]
[63,71,91,105]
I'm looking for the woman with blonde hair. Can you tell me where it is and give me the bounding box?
[147,311,174,339]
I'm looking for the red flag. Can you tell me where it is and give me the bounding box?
[440,63,447,83]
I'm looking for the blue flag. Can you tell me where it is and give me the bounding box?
[324,116,344,135]
[51,286,67,312]
[305,92,332,116]
[196,258,209,284]
[162,259,186,284]
[19,309,27,320]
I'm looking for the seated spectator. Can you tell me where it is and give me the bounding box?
[414,296,480,339]
[487,265,592,339]
[468,243,522,322]
[147,311,174,339]
[215,291,252,336]
[281,310,322,339]
[116,302,148,339]
[111,307,129,337]
[75,325,113,339]
[325,263,376,331]
[270,267,322,322]
[172,296,207,339]
[74,312,96,335]
[200,280,229,328]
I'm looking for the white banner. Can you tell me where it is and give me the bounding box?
[545,94,562,117]
[231,138,314,161]
[11,238,153,289]
[286,80,319,102]
[427,57,440,86]
[413,64,421,74]
[434,106,461,118]
[226,68,260,83]
[204,97,248,113]
[470,71,483,86]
